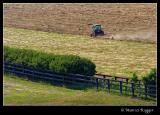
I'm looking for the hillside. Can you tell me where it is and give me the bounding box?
[3,3,157,42]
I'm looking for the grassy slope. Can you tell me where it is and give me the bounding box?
[3,27,157,78]
[3,74,156,106]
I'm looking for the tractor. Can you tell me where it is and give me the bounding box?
[90,24,105,37]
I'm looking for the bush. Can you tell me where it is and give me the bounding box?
[4,46,96,76]
[142,68,157,98]
[130,72,139,83]
[142,68,156,85]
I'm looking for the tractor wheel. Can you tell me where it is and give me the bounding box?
[101,31,104,35]
[91,32,96,37]
[93,32,96,37]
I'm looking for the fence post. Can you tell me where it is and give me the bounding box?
[126,79,128,84]
[103,75,105,89]
[12,64,15,74]
[12,64,16,75]
[138,80,141,97]
[96,78,98,91]
[31,67,34,81]
[145,84,147,99]
[22,65,25,74]
[120,81,123,95]
[63,75,65,86]
[107,79,110,92]
[131,82,135,97]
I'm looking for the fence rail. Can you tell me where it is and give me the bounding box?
[3,62,156,99]
[94,77,156,99]
[4,62,95,87]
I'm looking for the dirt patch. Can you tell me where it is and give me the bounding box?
[3,3,157,42]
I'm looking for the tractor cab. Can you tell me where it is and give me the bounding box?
[90,24,104,37]
[92,24,102,32]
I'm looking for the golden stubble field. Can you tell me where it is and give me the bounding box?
[3,3,157,42]
[3,27,157,78]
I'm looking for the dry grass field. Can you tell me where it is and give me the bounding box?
[3,3,157,42]
[3,27,157,78]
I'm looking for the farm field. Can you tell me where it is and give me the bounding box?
[3,3,157,42]
[3,3,157,106]
[3,27,157,78]
[3,74,156,106]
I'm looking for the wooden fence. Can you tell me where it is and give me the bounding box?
[3,62,156,99]
[3,62,95,87]
[95,77,156,99]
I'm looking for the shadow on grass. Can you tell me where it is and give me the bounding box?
[4,72,94,91]
[63,84,95,90]
[3,73,157,102]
